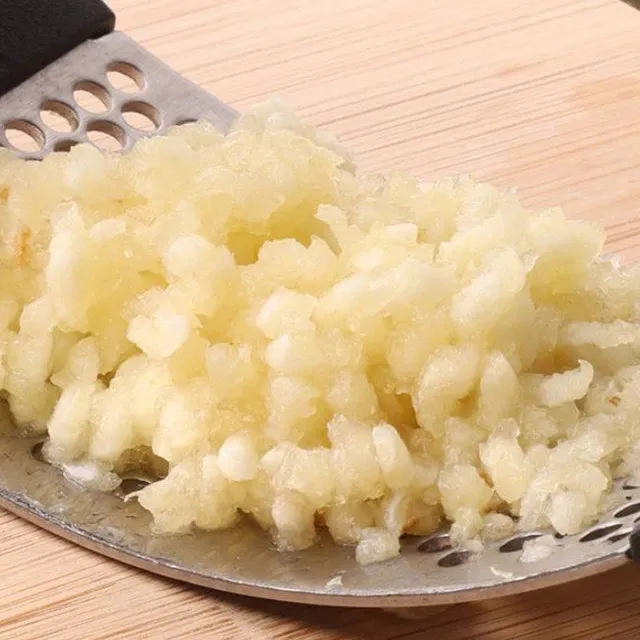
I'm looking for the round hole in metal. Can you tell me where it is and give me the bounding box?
[614,502,640,519]
[121,101,160,133]
[4,120,45,153]
[579,523,623,543]
[54,140,79,153]
[86,121,126,152]
[418,535,452,554]
[106,61,145,93]
[437,550,471,568]
[73,81,111,114]
[40,100,78,133]
[118,477,151,497]
[499,534,543,553]
[31,441,46,463]
[608,532,631,544]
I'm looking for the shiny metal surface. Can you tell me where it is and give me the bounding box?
[0,32,238,155]
[0,30,636,608]
[0,401,635,607]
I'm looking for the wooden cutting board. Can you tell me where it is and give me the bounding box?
[2,0,640,638]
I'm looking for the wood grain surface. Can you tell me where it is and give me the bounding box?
[3,0,640,638]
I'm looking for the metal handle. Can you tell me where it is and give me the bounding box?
[0,0,115,96]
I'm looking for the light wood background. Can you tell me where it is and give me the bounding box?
[2,0,640,638]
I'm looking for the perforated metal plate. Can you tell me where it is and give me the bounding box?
[0,404,635,608]
[0,30,635,608]
[0,31,237,156]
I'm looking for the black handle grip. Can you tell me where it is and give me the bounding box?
[628,526,640,563]
[0,0,116,96]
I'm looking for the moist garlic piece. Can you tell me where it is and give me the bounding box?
[127,309,191,359]
[523,360,594,408]
[480,420,534,503]
[1,99,640,565]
